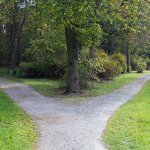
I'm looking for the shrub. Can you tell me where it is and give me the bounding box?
[78,62,92,89]
[80,54,106,79]
[112,53,127,73]
[133,58,147,73]
[19,62,65,78]
[78,52,106,89]
[145,58,150,69]
[99,59,122,80]
[88,58,106,80]
[79,50,123,83]
[75,50,125,90]
[22,31,67,79]
[95,50,108,59]
[94,51,123,80]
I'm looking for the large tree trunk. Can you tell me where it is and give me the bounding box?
[65,27,80,93]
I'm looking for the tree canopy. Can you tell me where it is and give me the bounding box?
[0,0,150,93]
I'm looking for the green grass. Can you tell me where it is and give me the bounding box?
[17,72,149,99]
[88,72,149,96]
[103,80,150,150]
[0,67,149,99]
[15,78,62,97]
[0,90,37,150]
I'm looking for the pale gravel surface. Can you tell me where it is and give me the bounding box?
[0,74,150,150]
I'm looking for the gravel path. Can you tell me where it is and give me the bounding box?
[0,74,150,150]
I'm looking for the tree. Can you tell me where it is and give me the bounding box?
[54,0,123,93]
[54,0,97,93]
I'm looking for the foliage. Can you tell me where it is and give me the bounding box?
[20,24,67,78]
[95,50,108,59]
[112,53,127,73]
[133,58,147,73]
[88,57,106,80]
[0,0,150,93]
[24,25,66,66]
[93,51,123,80]
[2,68,148,99]
[145,58,150,68]
[79,50,123,83]
[19,62,65,78]
[100,58,122,80]
[79,50,105,82]
[78,62,92,89]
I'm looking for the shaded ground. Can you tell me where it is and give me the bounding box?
[0,74,150,150]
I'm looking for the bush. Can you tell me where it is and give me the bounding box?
[99,59,122,80]
[95,50,108,59]
[66,50,125,90]
[22,30,67,78]
[112,53,127,73]
[133,58,147,73]
[145,58,150,69]
[79,54,106,79]
[78,62,92,89]
[94,51,123,80]
[78,51,106,89]
[88,57,106,80]
[19,62,65,78]
[79,50,123,83]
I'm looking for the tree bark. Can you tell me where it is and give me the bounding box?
[65,27,80,93]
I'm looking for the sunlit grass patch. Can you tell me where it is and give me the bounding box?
[103,80,150,150]
[0,90,37,150]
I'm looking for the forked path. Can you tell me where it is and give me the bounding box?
[0,75,150,150]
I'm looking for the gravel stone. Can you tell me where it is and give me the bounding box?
[0,74,150,150]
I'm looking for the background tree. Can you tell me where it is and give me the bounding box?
[0,0,150,94]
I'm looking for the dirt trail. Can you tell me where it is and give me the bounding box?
[0,74,150,150]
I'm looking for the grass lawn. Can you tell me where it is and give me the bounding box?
[88,72,150,96]
[0,90,37,150]
[0,67,150,99]
[103,80,150,150]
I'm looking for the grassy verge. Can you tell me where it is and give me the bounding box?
[0,67,149,99]
[88,72,149,96]
[103,80,150,150]
[0,90,37,150]
[10,72,150,99]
